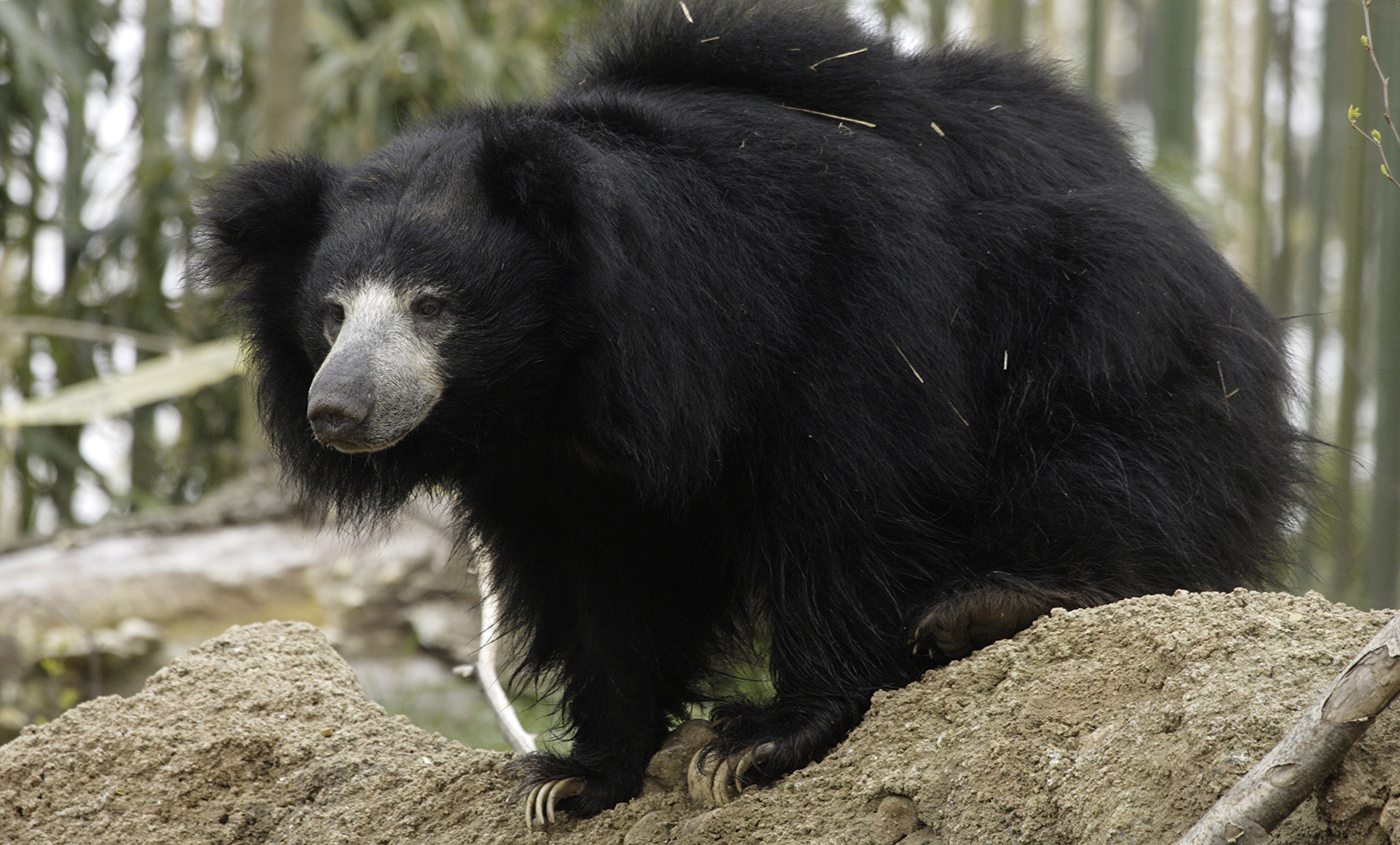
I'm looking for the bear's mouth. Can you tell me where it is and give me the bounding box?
[311,428,400,454]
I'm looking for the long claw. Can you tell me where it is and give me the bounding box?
[525,783,540,830]
[711,753,733,805]
[524,777,585,831]
[733,742,775,792]
[687,748,711,805]
[732,749,755,785]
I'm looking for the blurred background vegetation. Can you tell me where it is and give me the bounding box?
[1,0,1398,609]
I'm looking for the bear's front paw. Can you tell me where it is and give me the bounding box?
[508,751,643,829]
[523,776,585,830]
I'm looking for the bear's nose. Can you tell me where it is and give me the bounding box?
[307,381,372,445]
[308,400,367,440]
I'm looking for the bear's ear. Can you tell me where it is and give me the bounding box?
[194,155,340,299]
[477,118,601,253]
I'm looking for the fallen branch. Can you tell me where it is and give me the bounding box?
[1175,610,1400,845]
[455,574,536,754]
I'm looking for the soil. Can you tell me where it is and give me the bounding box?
[3,589,1399,844]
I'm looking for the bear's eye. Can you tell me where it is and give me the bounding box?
[414,297,444,318]
[325,302,345,325]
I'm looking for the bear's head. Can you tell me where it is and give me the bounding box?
[196,115,616,504]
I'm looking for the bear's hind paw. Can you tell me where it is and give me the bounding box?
[687,742,775,807]
[910,578,1106,659]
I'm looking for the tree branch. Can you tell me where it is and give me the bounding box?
[1175,611,1400,845]
[1350,0,1400,189]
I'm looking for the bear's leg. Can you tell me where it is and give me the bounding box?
[688,583,917,806]
[505,560,718,828]
[909,573,1111,660]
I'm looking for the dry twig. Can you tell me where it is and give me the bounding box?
[809,48,868,71]
[778,105,875,128]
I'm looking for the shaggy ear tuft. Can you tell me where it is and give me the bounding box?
[477,118,600,253]
[194,155,340,298]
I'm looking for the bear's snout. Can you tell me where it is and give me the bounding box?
[308,391,370,442]
[307,372,373,450]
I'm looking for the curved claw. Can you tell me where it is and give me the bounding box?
[687,742,776,807]
[524,776,585,831]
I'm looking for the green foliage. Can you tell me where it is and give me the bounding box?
[305,0,600,161]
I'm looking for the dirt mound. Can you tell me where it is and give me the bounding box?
[3,590,1398,844]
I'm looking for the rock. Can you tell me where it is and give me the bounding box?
[624,810,672,844]
[643,719,717,795]
[871,795,918,845]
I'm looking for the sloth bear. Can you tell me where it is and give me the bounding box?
[198,0,1306,828]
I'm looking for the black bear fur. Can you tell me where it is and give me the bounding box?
[197,0,1308,822]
